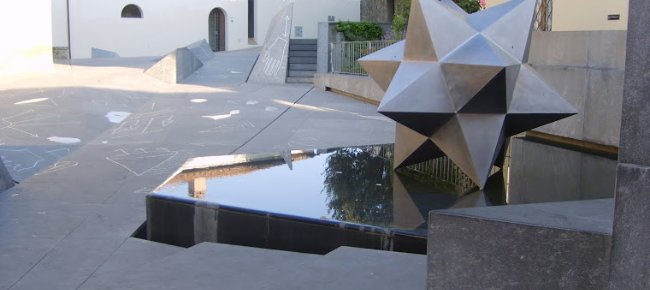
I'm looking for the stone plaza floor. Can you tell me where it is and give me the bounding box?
[0,49,427,289]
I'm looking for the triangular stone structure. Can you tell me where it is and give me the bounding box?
[0,158,14,192]
[146,47,204,84]
[248,3,294,84]
[186,39,215,63]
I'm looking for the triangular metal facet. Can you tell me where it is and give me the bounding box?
[504,113,575,136]
[359,41,405,91]
[505,65,521,108]
[382,112,454,137]
[459,68,507,114]
[392,173,427,228]
[430,116,478,185]
[394,124,444,169]
[466,0,526,31]
[379,62,454,114]
[508,65,577,115]
[361,61,401,92]
[442,34,518,67]
[404,0,437,61]
[456,114,506,188]
[441,63,502,111]
[482,0,536,62]
[416,0,477,60]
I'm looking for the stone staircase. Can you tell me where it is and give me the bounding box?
[287,39,317,84]
[80,239,426,289]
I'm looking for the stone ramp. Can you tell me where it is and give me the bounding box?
[428,199,614,289]
[145,47,203,84]
[80,242,425,290]
[186,39,215,63]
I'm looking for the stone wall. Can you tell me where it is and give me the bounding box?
[360,0,394,23]
[529,31,627,148]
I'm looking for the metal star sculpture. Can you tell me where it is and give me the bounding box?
[359,0,576,189]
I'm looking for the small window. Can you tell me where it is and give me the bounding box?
[121,4,142,18]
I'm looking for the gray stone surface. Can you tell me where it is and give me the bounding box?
[145,47,203,84]
[428,200,613,289]
[360,0,394,22]
[0,46,396,289]
[507,138,616,204]
[81,243,425,290]
[91,47,119,59]
[248,3,293,84]
[610,164,650,289]
[528,31,589,67]
[313,73,385,104]
[530,31,626,147]
[317,23,330,74]
[610,0,650,288]
[186,39,215,63]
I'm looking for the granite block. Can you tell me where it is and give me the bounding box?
[610,164,650,289]
[428,203,612,290]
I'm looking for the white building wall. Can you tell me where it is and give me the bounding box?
[0,0,53,74]
[51,0,69,47]
[69,0,251,58]
[292,0,360,39]
[63,0,359,58]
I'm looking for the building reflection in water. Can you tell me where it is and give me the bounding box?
[156,138,617,232]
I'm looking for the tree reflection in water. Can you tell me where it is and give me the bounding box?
[322,146,394,226]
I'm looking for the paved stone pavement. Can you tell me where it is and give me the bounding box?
[0,49,416,289]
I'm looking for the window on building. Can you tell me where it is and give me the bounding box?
[121,4,143,18]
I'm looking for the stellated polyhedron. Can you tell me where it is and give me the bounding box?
[359,0,577,188]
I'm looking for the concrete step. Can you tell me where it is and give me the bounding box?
[89,238,184,276]
[289,50,317,57]
[288,56,317,64]
[80,242,321,289]
[289,44,317,51]
[288,70,316,78]
[275,247,426,290]
[289,39,317,45]
[286,77,314,84]
[289,63,317,71]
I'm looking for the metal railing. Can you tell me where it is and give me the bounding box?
[330,40,397,75]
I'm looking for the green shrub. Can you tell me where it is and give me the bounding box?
[336,21,384,41]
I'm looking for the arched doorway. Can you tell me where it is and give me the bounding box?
[209,8,226,52]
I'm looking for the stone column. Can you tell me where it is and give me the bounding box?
[609,0,650,288]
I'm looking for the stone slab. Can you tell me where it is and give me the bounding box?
[314,73,385,105]
[186,39,215,63]
[428,200,613,289]
[583,69,624,146]
[80,242,320,290]
[248,3,294,84]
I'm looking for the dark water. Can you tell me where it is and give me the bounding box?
[156,138,617,234]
